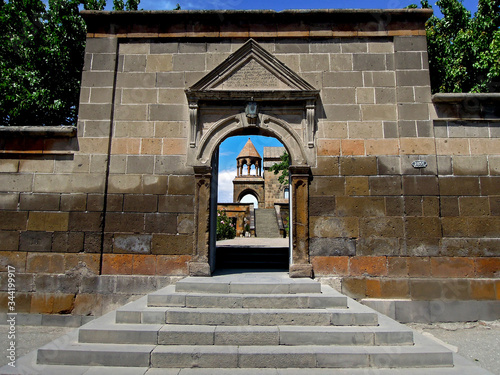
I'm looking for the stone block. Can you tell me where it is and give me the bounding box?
[341,140,364,156]
[356,237,401,256]
[323,71,363,87]
[87,194,105,212]
[167,175,195,195]
[114,104,148,121]
[121,89,157,104]
[385,196,404,216]
[341,277,367,299]
[441,217,468,237]
[440,279,472,300]
[101,254,133,275]
[439,176,480,196]
[398,103,429,121]
[274,40,308,53]
[68,212,103,232]
[108,175,142,194]
[156,72,185,88]
[395,51,422,69]
[149,104,188,121]
[340,157,377,176]
[81,71,115,88]
[475,258,500,277]
[105,212,144,233]
[408,257,431,277]
[33,174,105,194]
[336,196,385,217]
[363,71,396,87]
[375,87,396,104]
[399,121,417,137]
[154,155,190,175]
[19,232,52,252]
[396,70,430,87]
[423,196,439,216]
[437,156,452,175]
[470,279,496,300]
[349,256,388,277]
[361,105,397,121]
[145,213,177,234]
[126,155,154,174]
[86,37,117,54]
[353,53,386,71]
[123,54,146,72]
[468,217,500,237]
[480,176,500,195]
[317,139,340,156]
[409,279,442,300]
[356,87,375,104]
[27,212,69,232]
[0,232,19,251]
[323,105,360,121]
[435,138,469,155]
[309,196,336,216]
[369,176,402,195]
[157,255,191,276]
[402,176,439,196]
[313,156,340,175]
[359,217,404,237]
[400,138,435,155]
[123,194,158,212]
[310,177,345,196]
[0,174,33,192]
[300,54,329,72]
[394,36,428,52]
[0,193,19,210]
[431,257,475,278]
[0,211,27,231]
[52,232,84,253]
[388,257,408,277]
[310,217,359,238]
[417,120,433,137]
[113,234,152,254]
[395,301,431,323]
[405,217,441,238]
[177,214,194,234]
[311,256,349,276]
[345,176,369,195]
[459,196,489,216]
[152,234,193,255]
[322,88,356,105]
[116,72,156,88]
[132,254,157,275]
[158,195,194,213]
[377,156,401,174]
[91,53,116,71]
[309,238,356,257]
[157,88,186,104]
[26,253,64,273]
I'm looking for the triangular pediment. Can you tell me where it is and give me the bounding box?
[188,39,317,94]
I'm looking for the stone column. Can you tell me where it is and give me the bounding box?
[189,166,212,276]
[289,166,312,278]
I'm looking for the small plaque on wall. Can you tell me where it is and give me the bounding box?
[412,160,428,168]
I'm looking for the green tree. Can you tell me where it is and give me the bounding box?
[410,0,500,92]
[216,210,236,241]
[0,0,140,126]
[269,151,290,186]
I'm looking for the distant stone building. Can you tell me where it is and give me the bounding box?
[232,139,288,209]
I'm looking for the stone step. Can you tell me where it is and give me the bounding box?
[175,274,322,294]
[150,343,453,369]
[79,323,413,346]
[38,338,452,369]
[147,285,347,309]
[116,305,378,326]
[37,342,155,367]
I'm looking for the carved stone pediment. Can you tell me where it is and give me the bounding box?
[186,39,319,150]
[187,39,318,97]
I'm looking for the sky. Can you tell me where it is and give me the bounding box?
[104,0,479,17]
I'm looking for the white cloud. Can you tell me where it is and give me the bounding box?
[217,168,236,203]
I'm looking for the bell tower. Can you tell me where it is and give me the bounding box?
[233,138,265,207]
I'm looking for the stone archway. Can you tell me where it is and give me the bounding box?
[188,113,313,278]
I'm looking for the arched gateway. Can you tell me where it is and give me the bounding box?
[185,39,319,277]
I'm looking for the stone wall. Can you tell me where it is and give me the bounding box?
[0,10,498,316]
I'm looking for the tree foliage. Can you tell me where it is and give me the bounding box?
[269,151,290,186]
[0,0,141,126]
[216,210,236,241]
[410,0,500,93]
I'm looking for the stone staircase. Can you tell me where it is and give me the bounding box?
[255,208,281,238]
[5,272,492,374]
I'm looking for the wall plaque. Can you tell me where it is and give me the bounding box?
[412,160,428,168]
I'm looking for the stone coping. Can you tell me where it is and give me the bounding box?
[81,9,431,38]
[432,93,500,103]
[0,125,77,137]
